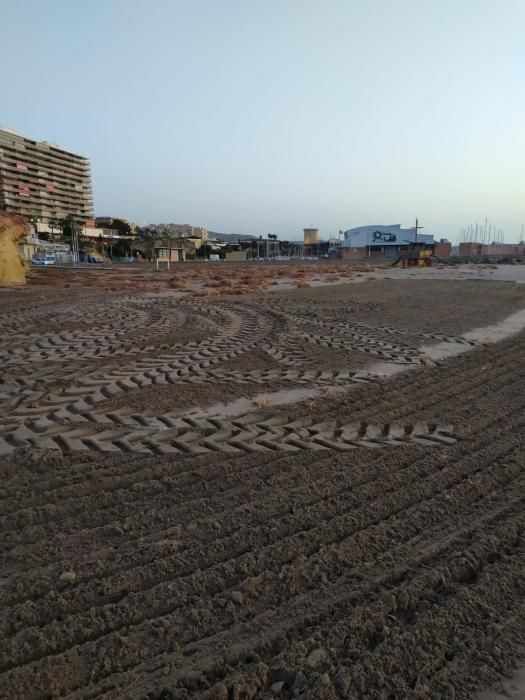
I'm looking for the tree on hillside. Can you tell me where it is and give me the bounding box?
[108,237,133,258]
[195,243,209,259]
[136,227,156,260]
[59,215,86,252]
[108,218,132,236]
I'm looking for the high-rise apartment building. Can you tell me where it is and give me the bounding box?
[0,126,93,222]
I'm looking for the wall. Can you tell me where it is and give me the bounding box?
[19,240,41,261]
[435,241,452,257]
[225,250,247,261]
[341,246,368,259]
[459,242,524,257]
[481,244,524,256]
[459,243,482,256]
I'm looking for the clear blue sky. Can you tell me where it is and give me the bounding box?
[2,0,524,241]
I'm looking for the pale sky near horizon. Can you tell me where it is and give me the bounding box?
[2,0,524,241]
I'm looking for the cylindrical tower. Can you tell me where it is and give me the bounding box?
[303,228,319,246]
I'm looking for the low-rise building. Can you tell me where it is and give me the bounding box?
[434,239,452,257]
[154,242,187,263]
[341,224,434,259]
[18,229,71,262]
[34,220,121,240]
[83,221,122,240]
[459,242,525,257]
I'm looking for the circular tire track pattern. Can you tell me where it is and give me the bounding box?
[1,284,524,700]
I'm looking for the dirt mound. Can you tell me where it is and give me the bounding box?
[0,210,28,285]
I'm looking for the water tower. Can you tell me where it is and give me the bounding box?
[303,228,319,246]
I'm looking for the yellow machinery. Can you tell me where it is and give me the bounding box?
[394,243,434,267]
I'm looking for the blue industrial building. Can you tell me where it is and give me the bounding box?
[342,224,434,258]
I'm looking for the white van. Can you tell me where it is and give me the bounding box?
[32,253,56,266]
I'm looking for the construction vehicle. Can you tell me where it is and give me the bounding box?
[392,242,435,268]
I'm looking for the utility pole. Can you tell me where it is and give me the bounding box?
[414,217,423,244]
[69,217,80,266]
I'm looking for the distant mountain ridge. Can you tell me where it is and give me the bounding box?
[209,231,257,242]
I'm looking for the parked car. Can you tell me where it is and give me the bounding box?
[32,253,55,266]
[79,253,103,264]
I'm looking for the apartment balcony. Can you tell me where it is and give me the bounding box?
[0,147,91,179]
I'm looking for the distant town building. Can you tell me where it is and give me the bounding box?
[0,126,93,222]
[95,216,138,232]
[147,223,208,239]
[33,219,121,241]
[341,224,434,259]
[82,220,123,240]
